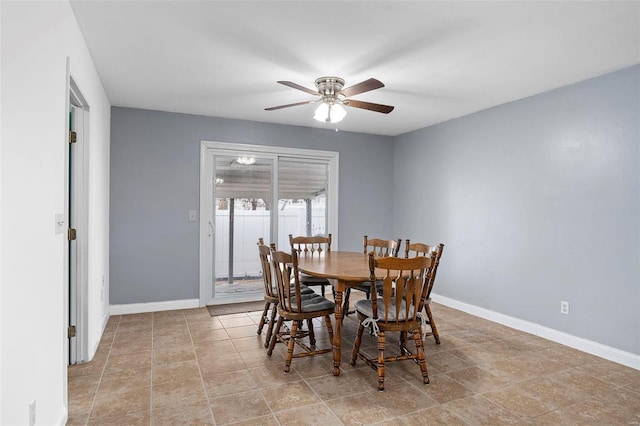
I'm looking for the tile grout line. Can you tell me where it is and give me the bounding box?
[84,315,119,426]
[185,311,218,425]
[298,366,346,425]
[241,311,284,426]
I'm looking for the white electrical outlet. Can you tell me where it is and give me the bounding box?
[560,300,569,315]
[29,399,36,426]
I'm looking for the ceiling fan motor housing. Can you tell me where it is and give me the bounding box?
[315,77,345,104]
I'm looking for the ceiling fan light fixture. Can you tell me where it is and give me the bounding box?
[237,156,256,165]
[314,102,346,123]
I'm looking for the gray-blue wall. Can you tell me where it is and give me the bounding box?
[110,110,394,304]
[393,65,640,355]
[110,65,639,356]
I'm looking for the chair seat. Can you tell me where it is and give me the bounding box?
[353,281,386,295]
[286,280,315,294]
[299,272,329,283]
[353,282,372,292]
[296,290,320,300]
[289,294,335,313]
[297,284,316,295]
[354,298,417,322]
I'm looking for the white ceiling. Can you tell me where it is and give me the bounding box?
[70,1,640,137]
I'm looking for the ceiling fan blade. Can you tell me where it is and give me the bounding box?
[265,100,316,111]
[345,99,394,114]
[338,78,385,98]
[277,81,319,96]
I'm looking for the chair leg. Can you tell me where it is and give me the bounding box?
[307,318,316,346]
[264,303,278,348]
[257,301,269,334]
[267,316,284,356]
[425,305,440,344]
[377,331,386,391]
[324,315,334,344]
[350,322,365,366]
[342,289,352,317]
[284,320,298,373]
[320,284,325,297]
[412,328,430,384]
[400,331,409,356]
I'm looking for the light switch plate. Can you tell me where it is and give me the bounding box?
[55,213,65,235]
[188,210,197,222]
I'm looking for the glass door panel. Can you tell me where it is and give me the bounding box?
[213,155,272,303]
[277,158,329,248]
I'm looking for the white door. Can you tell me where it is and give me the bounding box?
[68,103,78,364]
[67,77,89,364]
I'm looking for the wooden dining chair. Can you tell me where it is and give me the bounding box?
[405,240,445,344]
[257,238,315,348]
[343,235,401,315]
[350,253,434,391]
[256,239,280,347]
[267,249,335,372]
[289,234,333,297]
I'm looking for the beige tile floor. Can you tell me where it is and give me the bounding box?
[67,301,640,425]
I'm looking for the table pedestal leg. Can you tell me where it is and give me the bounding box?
[332,286,344,376]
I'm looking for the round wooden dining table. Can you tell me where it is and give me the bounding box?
[296,250,371,376]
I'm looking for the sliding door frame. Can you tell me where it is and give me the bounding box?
[198,141,339,307]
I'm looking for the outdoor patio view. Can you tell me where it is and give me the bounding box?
[214,195,326,300]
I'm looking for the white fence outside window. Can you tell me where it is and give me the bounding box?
[214,202,326,280]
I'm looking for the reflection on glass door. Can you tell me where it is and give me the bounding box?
[213,155,272,303]
[276,158,328,248]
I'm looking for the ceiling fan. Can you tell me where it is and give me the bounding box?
[265,77,394,123]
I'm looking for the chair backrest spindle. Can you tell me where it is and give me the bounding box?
[289,234,332,257]
[363,235,401,257]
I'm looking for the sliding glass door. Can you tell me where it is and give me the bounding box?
[200,142,338,306]
[213,155,273,303]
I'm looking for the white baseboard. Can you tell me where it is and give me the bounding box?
[91,311,111,356]
[101,310,110,333]
[431,293,640,370]
[57,408,68,426]
[110,298,200,315]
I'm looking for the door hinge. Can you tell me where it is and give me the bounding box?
[68,325,76,338]
[69,130,77,144]
[67,228,77,241]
